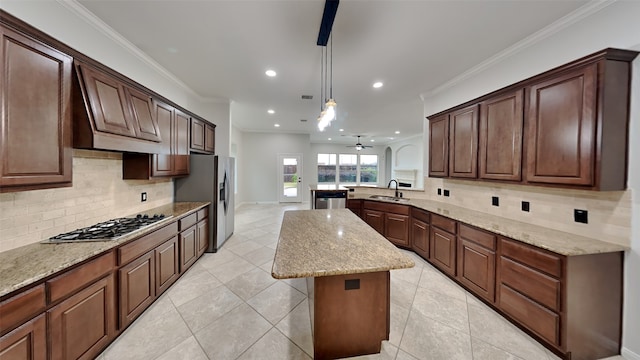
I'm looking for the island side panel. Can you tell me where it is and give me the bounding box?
[313,271,390,360]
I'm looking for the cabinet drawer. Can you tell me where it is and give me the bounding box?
[411,207,430,224]
[179,212,197,230]
[459,224,496,250]
[431,214,456,233]
[0,284,45,335]
[499,284,560,345]
[197,207,208,221]
[501,238,562,278]
[500,257,560,311]
[118,222,178,265]
[47,252,115,304]
[363,200,410,215]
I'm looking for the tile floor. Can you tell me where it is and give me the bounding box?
[98,203,625,360]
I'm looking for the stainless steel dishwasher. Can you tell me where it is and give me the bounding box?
[314,190,347,209]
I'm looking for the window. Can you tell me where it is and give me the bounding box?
[359,155,378,183]
[317,153,379,186]
[317,154,336,183]
[339,154,357,184]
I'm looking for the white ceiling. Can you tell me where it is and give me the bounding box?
[77,0,589,145]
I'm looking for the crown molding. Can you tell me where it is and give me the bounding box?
[58,0,224,104]
[421,0,617,99]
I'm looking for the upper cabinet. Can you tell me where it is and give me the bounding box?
[479,90,524,181]
[449,105,479,179]
[427,48,638,190]
[190,118,215,154]
[428,114,449,177]
[0,25,72,192]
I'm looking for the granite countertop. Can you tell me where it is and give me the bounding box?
[351,195,626,256]
[272,209,415,279]
[0,202,209,299]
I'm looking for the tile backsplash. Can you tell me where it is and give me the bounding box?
[0,150,173,252]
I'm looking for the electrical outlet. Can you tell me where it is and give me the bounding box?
[492,196,499,206]
[574,209,588,224]
[443,189,450,197]
[141,192,147,202]
[437,188,442,196]
[521,201,530,212]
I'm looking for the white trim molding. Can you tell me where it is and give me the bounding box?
[622,347,640,360]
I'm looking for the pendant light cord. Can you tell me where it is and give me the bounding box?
[330,34,333,99]
[320,47,324,111]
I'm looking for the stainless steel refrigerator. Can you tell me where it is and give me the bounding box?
[174,154,235,252]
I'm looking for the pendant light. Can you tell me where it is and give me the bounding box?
[317,1,339,131]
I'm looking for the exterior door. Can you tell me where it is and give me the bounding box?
[278,154,303,203]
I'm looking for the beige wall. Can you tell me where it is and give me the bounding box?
[0,150,173,252]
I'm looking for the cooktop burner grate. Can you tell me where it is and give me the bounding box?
[46,214,167,243]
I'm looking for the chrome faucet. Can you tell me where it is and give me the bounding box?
[387,179,399,198]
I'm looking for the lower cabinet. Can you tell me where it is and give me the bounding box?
[119,251,155,329]
[0,314,46,360]
[197,220,208,257]
[410,208,430,259]
[48,274,116,360]
[430,227,456,277]
[384,213,410,248]
[363,209,385,234]
[180,225,198,272]
[156,236,180,295]
[457,224,496,302]
[346,199,363,218]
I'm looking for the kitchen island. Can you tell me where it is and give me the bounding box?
[272,209,414,359]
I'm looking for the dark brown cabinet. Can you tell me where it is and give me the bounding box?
[0,26,72,192]
[449,105,479,179]
[479,90,523,181]
[190,118,216,154]
[156,236,180,295]
[346,199,363,218]
[429,214,457,277]
[119,251,155,328]
[526,64,597,187]
[48,274,116,360]
[0,314,46,360]
[428,114,449,177]
[363,209,385,235]
[457,224,496,302]
[179,213,199,272]
[410,208,430,260]
[427,48,637,191]
[122,103,190,179]
[385,213,410,248]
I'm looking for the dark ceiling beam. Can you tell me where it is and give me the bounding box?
[317,0,339,46]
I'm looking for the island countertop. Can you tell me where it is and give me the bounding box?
[271,209,414,279]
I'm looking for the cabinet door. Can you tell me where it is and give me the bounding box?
[48,274,116,360]
[449,105,479,178]
[119,251,155,328]
[152,101,174,176]
[180,225,198,272]
[78,64,137,138]
[411,219,429,259]
[363,209,385,235]
[125,86,161,142]
[174,111,191,175]
[346,199,363,218]
[428,114,449,177]
[0,27,72,189]
[0,314,46,360]
[479,90,523,181]
[526,64,597,186]
[205,124,215,153]
[430,227,456,276]
[190,118,205,151]
[197,220,209,257]
[457,239,495,302]
[156,236,179,296]
[385,213,410,248]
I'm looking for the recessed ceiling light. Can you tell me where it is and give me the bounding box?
[274,123,280,127]
[265,69,277,77]
[370,139,375,142]
[328,138,332,140]
[395,130,400,134]
[267,109,275,114]
[373,82,383,88]
[339,128,344,132]
[388,137,394,140]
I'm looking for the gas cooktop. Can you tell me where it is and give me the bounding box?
[45,214,168,243]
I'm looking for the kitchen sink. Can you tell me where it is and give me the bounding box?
[369,195,410,203]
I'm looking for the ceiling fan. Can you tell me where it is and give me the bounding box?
[346,136,372,151]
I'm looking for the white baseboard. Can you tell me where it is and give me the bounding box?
[622,347,640,360]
